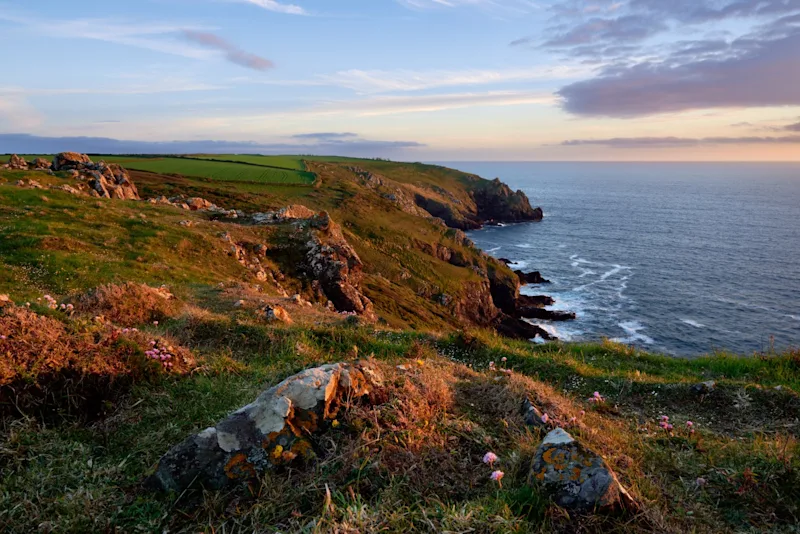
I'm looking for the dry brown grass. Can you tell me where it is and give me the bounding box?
[0,304,195,421]
[73,282,182,326]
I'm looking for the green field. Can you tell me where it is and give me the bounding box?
[100,156,316,185]
[194,154,308,171]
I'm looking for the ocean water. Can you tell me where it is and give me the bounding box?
[441,162,800,357]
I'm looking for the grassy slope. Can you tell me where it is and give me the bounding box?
[1,159,798,533]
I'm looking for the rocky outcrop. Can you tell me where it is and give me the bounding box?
[488,266,521,315]
[453,280,500,326]
[149,195,241,217]
[348,167,429,218]
[516,271,551,285]
[52,152,92,171]
[303,212,376,321]
[6,154,28,170]
[472,178,543,224]
[414,193,480,230]
[518,308,577,322]
[87,163,139,200]
[495,315,553,341]
[49,153,140,200]
[147,361,382,492]
[517,294,555,308]
[530,428,636,512]
[31,158,51,170]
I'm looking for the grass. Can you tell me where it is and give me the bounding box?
[193,154,308,171]
[0,309,797,533]
[100,156,316,185]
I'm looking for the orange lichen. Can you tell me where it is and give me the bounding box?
[225,453,257,480]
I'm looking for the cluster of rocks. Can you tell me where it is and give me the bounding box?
[3,154,51,171]
[148,195,241,218]
[3,153,139,200]
[52,152,140,200]
[148,360,636,515]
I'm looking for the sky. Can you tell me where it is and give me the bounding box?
[1,0,800,161]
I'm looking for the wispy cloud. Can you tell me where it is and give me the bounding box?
[561,135,800,147]
[0,11,214,59]
[233,0,307,15]
[395,0,539,13]
[182,31,274,71]
[291,132,358,139]
[316,66,588,93]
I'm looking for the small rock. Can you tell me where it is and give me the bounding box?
[690,380,716,395]
[522,397,550,428]
[179,220,194,227]
[234,300,246,308]
[264,304,293,324]
[530,428,636,512]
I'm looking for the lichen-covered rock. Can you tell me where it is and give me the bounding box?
[530,428,636,512]
[147,361,382,492]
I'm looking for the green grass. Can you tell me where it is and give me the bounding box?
[193,154,308,171]
[100,156,316,185]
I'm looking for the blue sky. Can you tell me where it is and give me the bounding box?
[1,0,800,160]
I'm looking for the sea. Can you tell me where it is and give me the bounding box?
[438,162,800,357]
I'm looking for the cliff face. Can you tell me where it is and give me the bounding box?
[471,178,543,224]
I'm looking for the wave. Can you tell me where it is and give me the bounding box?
[507,260,528,270]
[486,246,502,253]
[611,321,654,345]
[578,269,596,278]
[514,244,531,249]
[681,319,705,328]
[600,264,631,281]
[789,315,800,321]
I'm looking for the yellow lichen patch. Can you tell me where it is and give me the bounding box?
[224,453,256,480]
[271,445,284,461]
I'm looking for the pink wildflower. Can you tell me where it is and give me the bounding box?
[153,321,159,326]
[541,413,549,424]
[501,357,507,362]
[580,410,585,417]
[483,452,498,466]
[696,477,707,487]
[490,470,504,486]
[686,421,694,428]
[660,415,669,422]
[0,335,6,340]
